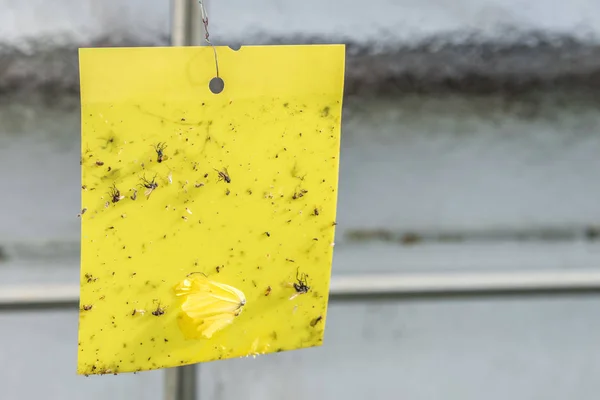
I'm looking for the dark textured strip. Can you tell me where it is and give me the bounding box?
[1,34,600,98]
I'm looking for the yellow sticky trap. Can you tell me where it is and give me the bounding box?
[78,45,345,375]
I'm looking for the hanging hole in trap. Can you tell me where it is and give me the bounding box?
[209,77,224,94]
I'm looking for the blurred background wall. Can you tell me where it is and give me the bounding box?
[1,1,600,399]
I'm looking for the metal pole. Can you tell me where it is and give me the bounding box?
[168,1,207,397]
[0,284,78,310]
[171,0,204,46]
[165,365,197,400]
[189,0,204,47]
[3,270,600,310]
[329,270,600,297]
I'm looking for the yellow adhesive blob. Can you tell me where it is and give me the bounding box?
[78,45,345,375]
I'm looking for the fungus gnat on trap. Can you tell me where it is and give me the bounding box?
[152,303,166,316]
[108,184,124,203]
[153,142,167,163]
[214,167,231,183]
[310,315,323,327]
[287,267,310,300]
[139,174,159,199]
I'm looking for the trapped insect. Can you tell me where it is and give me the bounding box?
[286,267,310,300]
[152,303,166,316]
[108,184,124,203]
[139,174,159,199]
[214,167,231,183]
[174,272,246,339]
[153,142,167,163]
[292,189,308,200]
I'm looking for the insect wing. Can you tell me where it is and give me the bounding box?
[175,275,246,338]
[209,280,246,305]
[195,312,237,339]
[182,291,241,318]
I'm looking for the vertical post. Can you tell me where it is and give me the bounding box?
[165,365,198,400]
[189,0,204,46]
[167,1,205,398]
[171,0,205,46]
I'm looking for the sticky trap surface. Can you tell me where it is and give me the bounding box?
[78,45,345,375]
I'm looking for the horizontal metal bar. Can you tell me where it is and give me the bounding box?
[329,270,600,296]
[0,284,79,310]
[1,270,600,311]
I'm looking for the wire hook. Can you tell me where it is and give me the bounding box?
[198,0,220,78]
